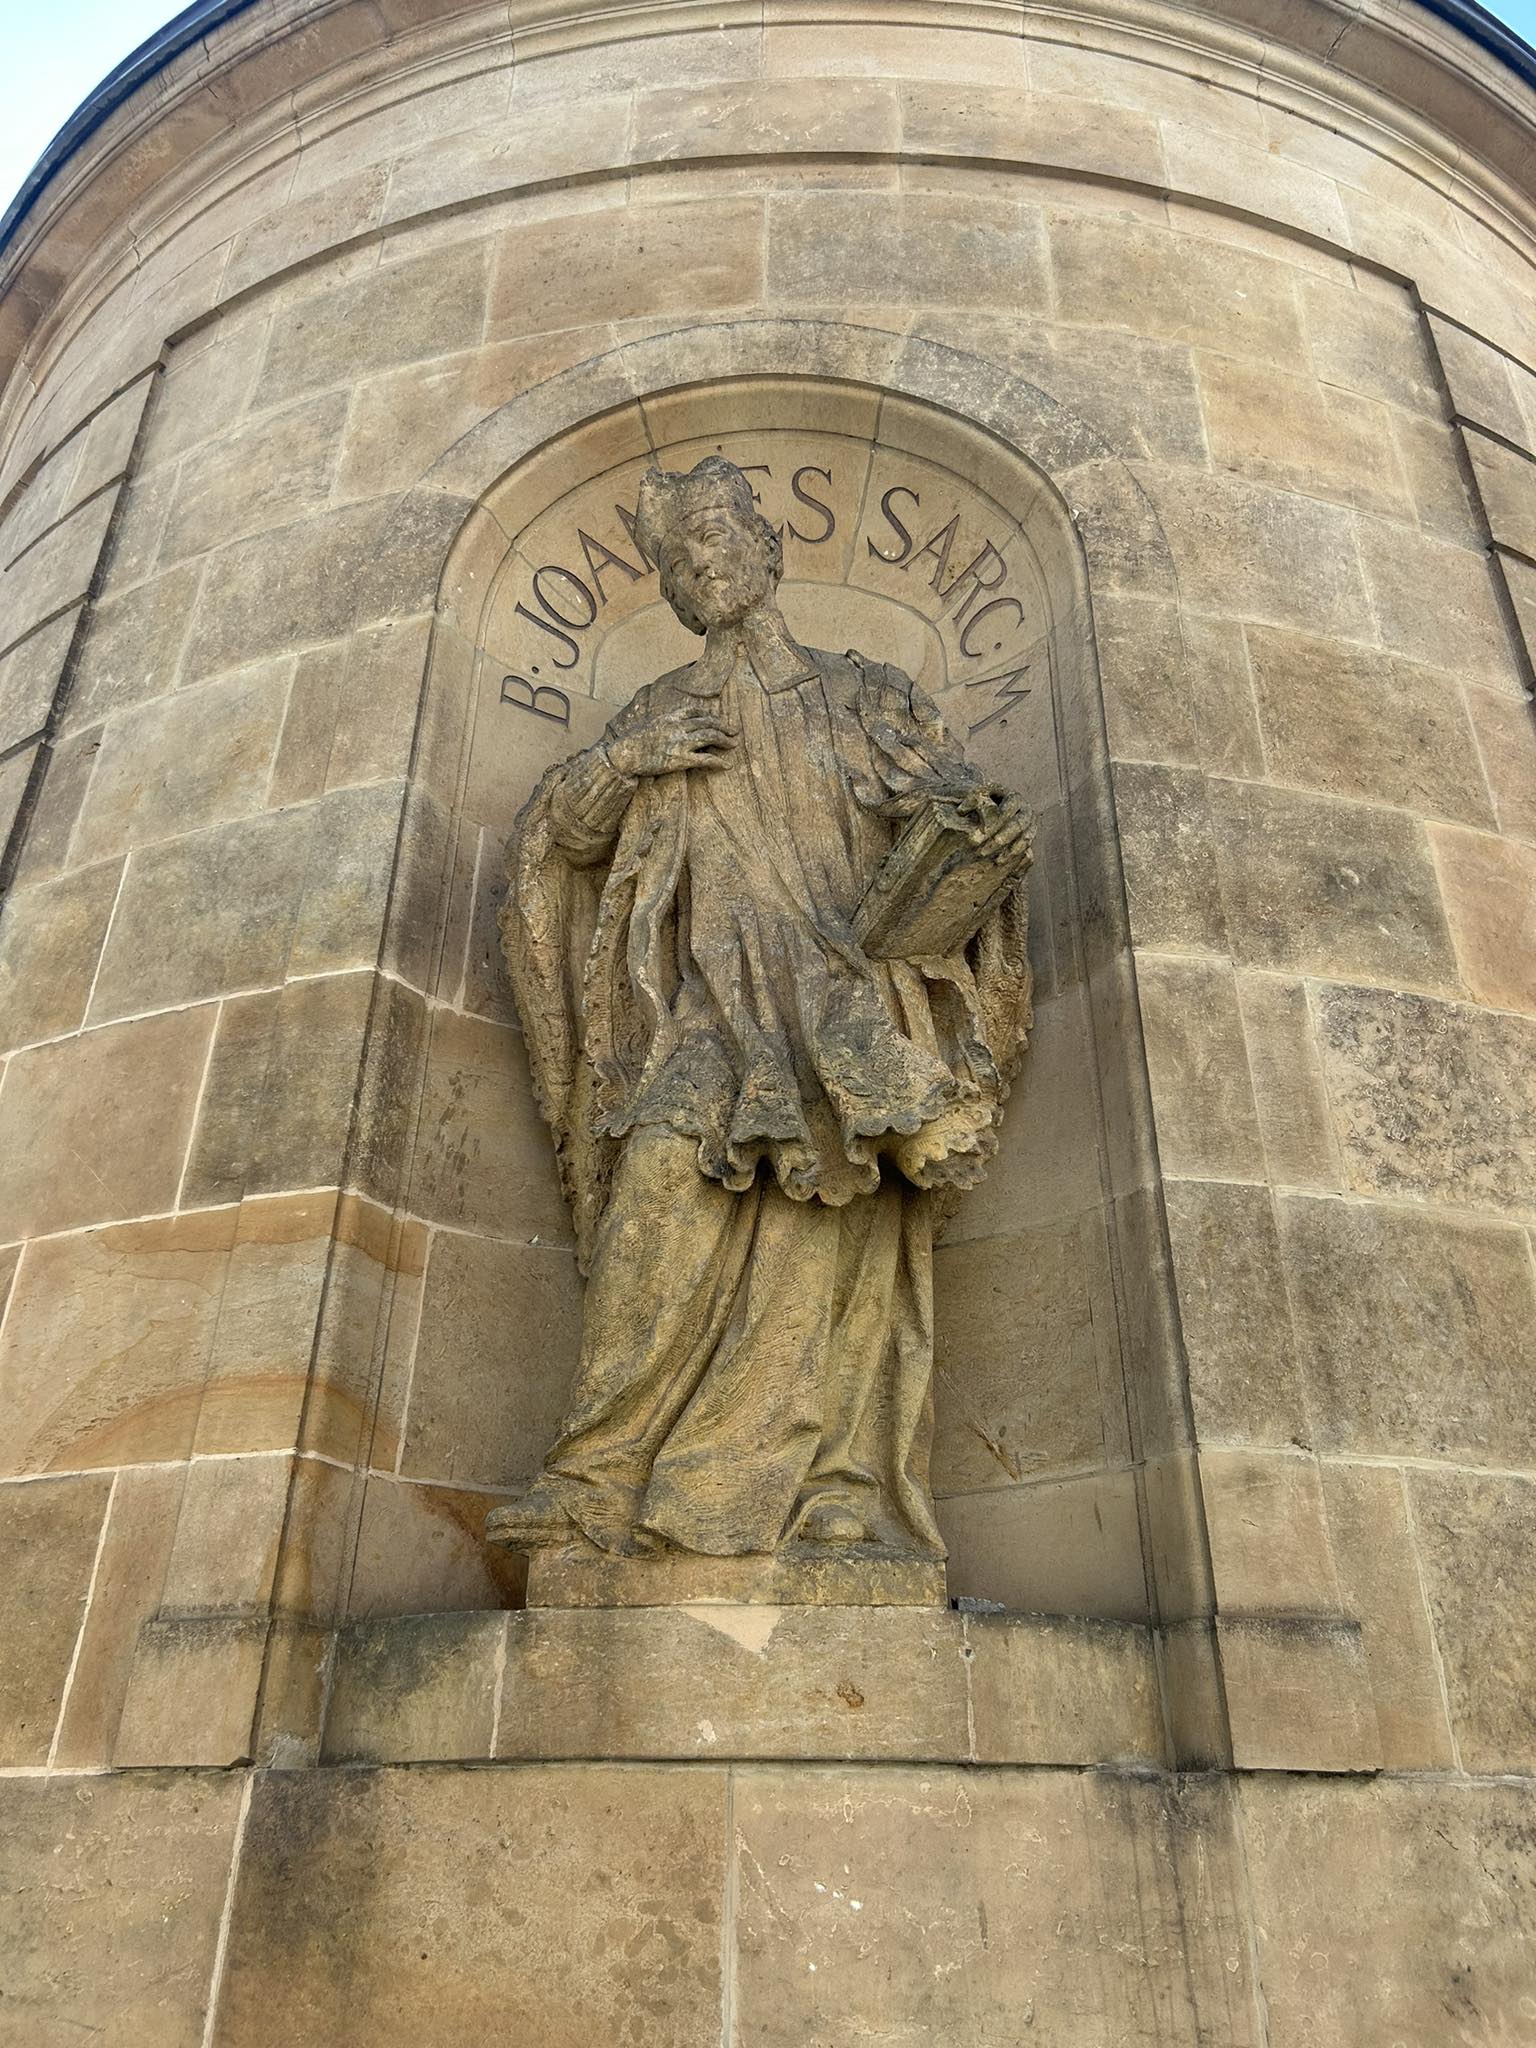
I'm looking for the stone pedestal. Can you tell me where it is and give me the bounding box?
[525,1541,947,1609]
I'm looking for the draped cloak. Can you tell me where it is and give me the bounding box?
[501,641,1032,1557]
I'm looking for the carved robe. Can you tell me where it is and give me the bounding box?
[503,636,1030,1558]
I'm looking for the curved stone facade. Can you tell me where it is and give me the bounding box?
[1,2,1534,2040]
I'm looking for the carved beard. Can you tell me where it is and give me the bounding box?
[659,526,782,636]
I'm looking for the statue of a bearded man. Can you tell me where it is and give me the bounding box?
[488,455,1032,1567]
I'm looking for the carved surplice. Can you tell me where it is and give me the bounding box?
[488,456,1032,1566]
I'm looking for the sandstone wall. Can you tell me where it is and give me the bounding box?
[0,1,1534,2039]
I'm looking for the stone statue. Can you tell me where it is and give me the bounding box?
[487,455,1032,1571]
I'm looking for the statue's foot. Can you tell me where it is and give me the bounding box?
[798,1498,871,1545]
[485,1486,573,1551]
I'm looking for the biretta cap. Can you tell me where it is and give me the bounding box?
[635,455,760,563]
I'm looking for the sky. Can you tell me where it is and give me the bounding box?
[4,0,1536,224]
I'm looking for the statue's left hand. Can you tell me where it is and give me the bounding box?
[954,788,1032,863]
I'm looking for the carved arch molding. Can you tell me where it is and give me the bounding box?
[384,324,1173,1618]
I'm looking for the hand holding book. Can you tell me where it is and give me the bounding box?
[854,788,1034,961]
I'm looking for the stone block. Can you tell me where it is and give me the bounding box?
[65,558,203,726]
[0,855,122,1050]
[1464,683,1536,841]
[72,379,151,502]
[1356,514,1523,692]
[0,1771,244,2046]
[51,1463,184,1768]
[150,315,268,467]
[407,1009,570,1237]
[1283,1191,1536,1466]
[71,661,288,862]
[0,489,114,657]
[1319,1460,1455,1769]
[1147,469,1374,635]
[348,1472,526,1618]
[1239,1776,1536,2043]
[0,740,35,851]
[159,391,349,567]
[1112,761,1227,952]
[1235,971,1344,1191]
[0,1003,216,1243]
[180,500,384,682]
[1245,622,1496,827]
[731,1764,1258,2045]
[0,1207,237,1475]
[268,617,429,800]
[487,197,763,338]
[937,1468,1148,1619]
[1050,213,1306,363]
[0,1472,112,1763]
[113,1614,268,1767]
[1197,354,1405,516]
[932,1219,1114,1491]
[5,722,97,885]
[1207,778,1460,992]
[254,242,489,408]
[1390,407,1481,543]
[903,83,1166,183]
[1464,425,1536,558]
[215,1763,727,2045]
[1408,1466,1536,1771]
[1200,1448,1343,1614]
[525,1546,946,1611]
[1217,1615,1381,1772]
[397,1230,582,1489]
[1163,1179,1305,1446]
[1137,953,1264,1180]
[1163,119,1349,242]
[1159,1616,1232,1767]
[639,75,900,160]
[1301,272,1442,414]
[967,1612,1165,1765]
[1429,822,1536,1015]
[324,1610,503,1763]
[181,972,374,1206]
[1428,310,1529,441]
[768,191,1046,310]
[0,605,76,753]
[1313,983,1536,1217]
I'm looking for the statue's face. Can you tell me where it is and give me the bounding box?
[661,508,777,632]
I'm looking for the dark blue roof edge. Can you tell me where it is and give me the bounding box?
[3,0,1536,262]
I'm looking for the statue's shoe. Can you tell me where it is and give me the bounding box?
[798,1498,871,1545]
[485,1489,572,1549]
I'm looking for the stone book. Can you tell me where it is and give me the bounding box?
[854,792,1033,959]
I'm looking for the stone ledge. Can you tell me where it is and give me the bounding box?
[320,1605,1167,1769]
[524,1542,947,1608]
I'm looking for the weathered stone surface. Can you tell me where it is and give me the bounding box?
[488,197,762,337]
[1146,471,1373,634]
[0,1771,243,2046]
[1239,1776,1536,2042]
[1407,1466,1536,1771]
[732,1765,1258,2044]
[1429,822,1536,1015]
[1279,1192,1536,1463]
[1464,683,1536,841]
[1197,354,1405,515]
[65,558,203,726]
[525,1546,945,1611]
[1245,623,1496,827]
[769,190,1045,309]
[179,500,385,682]
[1428,310,1530,441]
[71,661,288,862]
[1113,761,1227,952]
[1218,1615,1381,1772]
[215,1764,726,2045]
[1235,970,1344,1191]
[0,1208,235,1474]
[1319,1460,1456,1769]
[1355,515,1523,691]
[1200,1448,1343,1615]
[0,1004,216,1243]
[1303,273,1442,413]
[0,489,114,657]
[0,856,121,1050]
[1313,983,1536,1217]
[160,391,349,566]
[407,1011,570,1237]
[324,1610,504,1763]
[0,739,38,851]
[5,722,97,885]
[0,1472,112,1763]
[967,1612,1164,1765]
[1050,213,1305,362]
[1136,953,1264,1179]
[397,1231,582,1489]
[113,1614,267,1768]
[254,242,489,408]
[1464,426,1536,558]
[1163,1179,1305,1445]
[932,1219,1112,1490]
[0,606,76,753]
[348,1472,526,1618]
[937,1468,1149,1619]
[1207,778,1460,991]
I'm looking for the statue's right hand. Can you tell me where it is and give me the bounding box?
[606,706,739,778]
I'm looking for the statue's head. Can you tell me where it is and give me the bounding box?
[636,456,784,635]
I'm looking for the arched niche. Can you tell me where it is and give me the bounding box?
[363,330,1175,1626]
